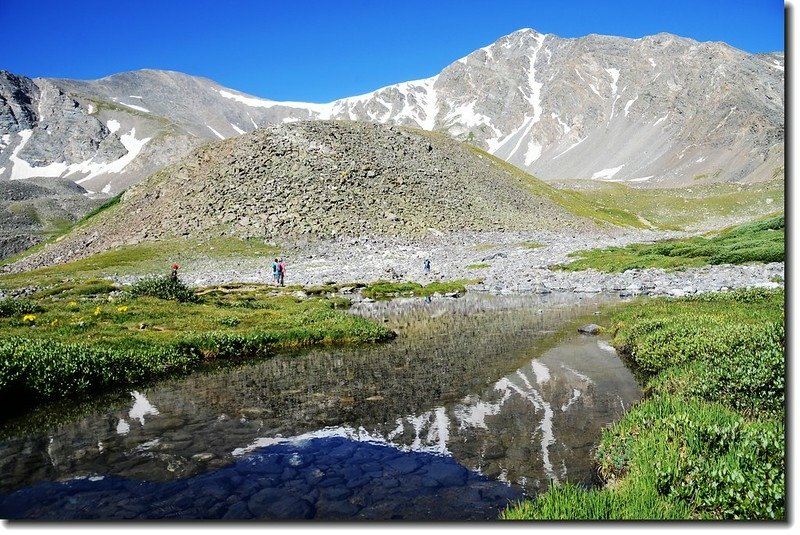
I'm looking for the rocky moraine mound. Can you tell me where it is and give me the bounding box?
[8,120,604,271]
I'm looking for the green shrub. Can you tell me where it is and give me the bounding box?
[128,276,199,303]
[653,413,784,519]
[0,298,42,318]
[218,316,241,327]
[596,396,784,520]
[0,337,199,405]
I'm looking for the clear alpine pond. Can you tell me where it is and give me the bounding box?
[0,292,642,520]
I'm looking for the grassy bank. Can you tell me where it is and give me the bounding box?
[503,288,784,520]
[360,279,480,300]
[0,277,395,415]
[557,213,784,272]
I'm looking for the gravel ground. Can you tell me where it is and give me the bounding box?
[107,228,784,298]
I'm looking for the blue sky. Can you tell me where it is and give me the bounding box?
[0,0,786,103]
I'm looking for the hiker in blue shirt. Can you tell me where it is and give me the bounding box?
[272,258,280,285]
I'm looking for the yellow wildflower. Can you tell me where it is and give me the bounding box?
[22,314,36,322]
[117,305,129,313]
[94,306,102,316]
[50,319,59,326]
[68,301,78,308]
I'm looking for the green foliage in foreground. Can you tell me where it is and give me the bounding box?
[128,275,200,303]
[505,288,785,520]
[361,279,480,300]
[0,283,395,412]
[558,214,784,272]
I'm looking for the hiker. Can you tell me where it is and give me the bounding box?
[170,263,179,281]
[271,258,280,285]
[423,258,431,274]
[278,258,286,286]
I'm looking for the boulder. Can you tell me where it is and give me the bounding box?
[578,323,602,335]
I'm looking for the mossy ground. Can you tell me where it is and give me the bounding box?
[466,146,648,229]
[555,178,783,231]
[360,279,481,300]
[556,213,784,272]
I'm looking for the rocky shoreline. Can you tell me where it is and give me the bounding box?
[140,228,785,298]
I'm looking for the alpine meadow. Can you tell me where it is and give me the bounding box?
[0,5,785,523]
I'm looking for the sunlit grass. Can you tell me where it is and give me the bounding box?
[557,214,784,272]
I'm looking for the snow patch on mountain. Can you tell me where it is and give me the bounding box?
[206,125,225,139]
[624,96,638,116]
[9,130,70,180]
[553,138,586,159]
[217,89,330,114]
[591,165,625,180]
[70,128,151,183]
[119,102,150,113]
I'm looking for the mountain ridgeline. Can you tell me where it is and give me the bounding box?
[0,29,783,194]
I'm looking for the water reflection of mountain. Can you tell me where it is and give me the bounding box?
[0,294,640,496]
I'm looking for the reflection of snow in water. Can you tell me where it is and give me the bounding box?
[597,340,617,354]
[117,391,160,435]
[234,356,577,485]
[561,389,582,412]
[129,391,160,425]
[513,366,558,482]
[561,365,594,384]
[530,361,551,384]
[454,395,507,430]
[116,420,131,435]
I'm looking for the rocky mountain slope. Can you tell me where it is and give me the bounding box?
[1,28,783,195]
[6,121,605,271]
[0,178,97,259]
[0,28,784,261]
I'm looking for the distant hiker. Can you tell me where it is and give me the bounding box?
[170,263,179,282]
[272,258,280,285]
[423,258,431,274]
[278,258,286,286]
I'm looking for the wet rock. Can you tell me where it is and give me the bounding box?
[246,487,285,516]
[321,486,353,501]
[264,496,315,519]
[385,456,421,475]
[578,323,602,335]
[317,500,361,518]
[222,500,253,520]
[421,463,468,487]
